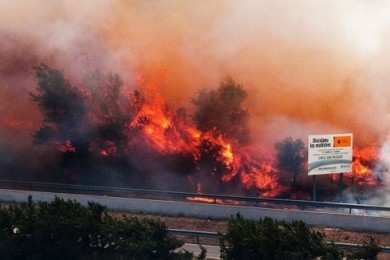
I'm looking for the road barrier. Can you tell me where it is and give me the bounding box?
[0,179,389,216]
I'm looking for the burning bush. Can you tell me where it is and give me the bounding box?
[275,137,307,193]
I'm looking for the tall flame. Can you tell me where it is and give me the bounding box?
[125,74,291,198]
[348,145,379,186]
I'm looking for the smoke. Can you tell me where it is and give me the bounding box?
[371,138,390,205]
[2,1,390,201]
[2,1,390,139]
[99,0,390,145]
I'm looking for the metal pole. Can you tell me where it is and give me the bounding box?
[339,173,344,202]
[312,175,317,201]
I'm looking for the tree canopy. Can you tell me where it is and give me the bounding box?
[84,70,144,158]
[31,64,90,150]
[275,137,306,190]
[30,64,145,171]
[192,77,249,144]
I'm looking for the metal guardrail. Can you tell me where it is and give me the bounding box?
[168,228,390,253]
[169,228,223,244]
[0,179,390,216]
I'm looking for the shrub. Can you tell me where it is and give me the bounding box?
[0,196,189,259]
[220,213,341,260]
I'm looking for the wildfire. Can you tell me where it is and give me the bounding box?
[129,78,202,157]
[122,75,383,199]
[239,158,285,198]
[133,102,202,156]
[26,67,384,201]
[124,74,290,198]
[186,196,222,204]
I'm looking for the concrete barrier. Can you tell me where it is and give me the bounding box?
[0,189,389,233]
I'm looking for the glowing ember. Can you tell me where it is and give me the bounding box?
[186,196,221,204]
[99,141,118,157]
[186,196,243,205]
[58,140,76,153]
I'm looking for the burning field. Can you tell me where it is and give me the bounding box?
[1,1,390,203]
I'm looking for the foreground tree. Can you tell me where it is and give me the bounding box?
[348,236,381,260]
[220,213,341,260]
[0,196,191,259]
[190,77,250,192]
[220,214,382,260]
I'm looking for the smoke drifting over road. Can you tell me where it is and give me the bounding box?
[1,1,390,202]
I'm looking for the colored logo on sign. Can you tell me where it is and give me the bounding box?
[333,136,351,147]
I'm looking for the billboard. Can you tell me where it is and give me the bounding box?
[308,133,353,175]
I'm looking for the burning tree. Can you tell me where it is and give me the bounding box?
[275,137,307,192]
[31,64,91,168]
[84,70,144,160]
[192,76,249,144]
[30,64,145,177]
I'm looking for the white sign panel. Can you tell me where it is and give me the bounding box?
[308,133,353,175]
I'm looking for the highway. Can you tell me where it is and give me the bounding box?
[0,187,389,232]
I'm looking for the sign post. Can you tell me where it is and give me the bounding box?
[312,175,317,201]
[308,133,353,201]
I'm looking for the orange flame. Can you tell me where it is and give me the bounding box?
[347,145,379,186]
[127,73,388,199]
[48,71,382,199]
[127,73,291,198]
